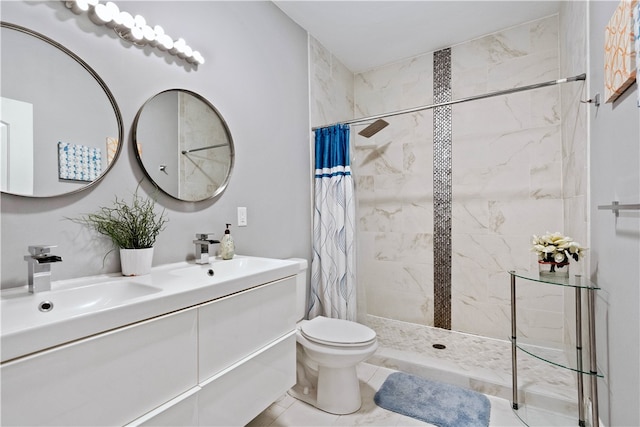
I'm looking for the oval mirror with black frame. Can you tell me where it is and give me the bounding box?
[133,89,234,202]
[0,22,123,198]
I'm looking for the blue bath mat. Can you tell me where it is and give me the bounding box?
[374,372,491,427]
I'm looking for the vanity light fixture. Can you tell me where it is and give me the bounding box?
[63,0,205,65]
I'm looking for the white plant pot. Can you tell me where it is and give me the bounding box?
[120,248,154,276]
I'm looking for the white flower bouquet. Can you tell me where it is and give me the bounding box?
[532,232,585,267]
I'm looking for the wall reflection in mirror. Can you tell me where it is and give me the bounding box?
[0,22,123,198]
[133,90,234,202]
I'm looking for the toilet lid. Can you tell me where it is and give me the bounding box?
[301,316,377,347]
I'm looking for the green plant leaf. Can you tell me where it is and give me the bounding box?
[69,188,168,250]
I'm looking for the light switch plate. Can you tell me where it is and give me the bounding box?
[237,207,247,227]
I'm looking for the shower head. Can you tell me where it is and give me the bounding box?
[358,119,389,138]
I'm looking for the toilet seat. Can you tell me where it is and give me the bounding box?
[300,316,377,347]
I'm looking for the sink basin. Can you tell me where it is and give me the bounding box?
[168,263,217,278]
[1,279,163,362]
[1,281,161,334]
[169,257,293,278]
[168,257,297,281]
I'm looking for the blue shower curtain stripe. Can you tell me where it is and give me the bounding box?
[315,169,351,179]
[309,124,357,321]
[314,124,351,169]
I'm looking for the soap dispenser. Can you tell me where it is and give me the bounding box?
[220,223,235,260]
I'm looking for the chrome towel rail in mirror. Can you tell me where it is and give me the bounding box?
[181,143,228,155]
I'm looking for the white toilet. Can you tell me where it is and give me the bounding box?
[287,258,378,415]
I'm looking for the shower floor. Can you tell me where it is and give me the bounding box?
[366,315,580,418]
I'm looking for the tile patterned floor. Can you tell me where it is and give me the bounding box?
[249,317,581,426]
[248,363,525,426]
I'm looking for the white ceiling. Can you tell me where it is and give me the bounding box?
[273,1,561,73]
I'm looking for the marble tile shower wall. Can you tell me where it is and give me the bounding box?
[309,36,354,128]
[354,52,436,327]
[353,16,566,346]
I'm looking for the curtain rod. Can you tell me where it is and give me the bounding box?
[311,73,586,131]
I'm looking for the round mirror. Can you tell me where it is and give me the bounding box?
[0,22,123,198]
[133,90,234,202]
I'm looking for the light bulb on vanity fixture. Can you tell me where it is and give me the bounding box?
[65,0,97,15]
[135,15,156,45]
[88,2,114,26]
[63,0,205,65]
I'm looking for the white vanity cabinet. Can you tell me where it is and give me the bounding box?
[1,274,297,427]
[1,308,199,427]
[137,277,298,426]
[198,276,296,381]
[197,277,297,426]
[198,333,296,426]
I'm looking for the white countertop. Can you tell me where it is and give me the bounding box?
[1,256,299,363]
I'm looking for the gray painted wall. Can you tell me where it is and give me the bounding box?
[1,1,311,288]
[589,2,640,425]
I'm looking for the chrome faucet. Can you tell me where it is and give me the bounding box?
[193,234,220,264]
[24,245,63,293]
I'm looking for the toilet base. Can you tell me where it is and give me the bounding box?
[317,365,362,414]
[288,364,362,415]
[287,383,318,409]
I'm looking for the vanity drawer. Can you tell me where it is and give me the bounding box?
[0,308,198,427]
[198,332,296,426]
[128,387,199,427]
[198,276,296,382]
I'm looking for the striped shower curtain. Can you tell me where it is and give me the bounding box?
[308,124,357,321]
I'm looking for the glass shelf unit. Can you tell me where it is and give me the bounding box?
[510,338,603,378]
[510,270,600,290]
[508,271,600,427]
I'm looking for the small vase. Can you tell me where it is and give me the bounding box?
[538,260,569,278]
[120,248,154,276]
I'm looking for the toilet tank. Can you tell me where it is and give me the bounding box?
[287,258,308,321]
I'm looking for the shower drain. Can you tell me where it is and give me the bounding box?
[432,343,446,350]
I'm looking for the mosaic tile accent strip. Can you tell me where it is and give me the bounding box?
[58,141,102,182]
[433,48,452,330]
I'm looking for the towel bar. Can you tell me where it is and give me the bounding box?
[597,201,640,217]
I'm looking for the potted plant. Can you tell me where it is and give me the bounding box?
[531,232,585,278]
[72,189,168,276]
